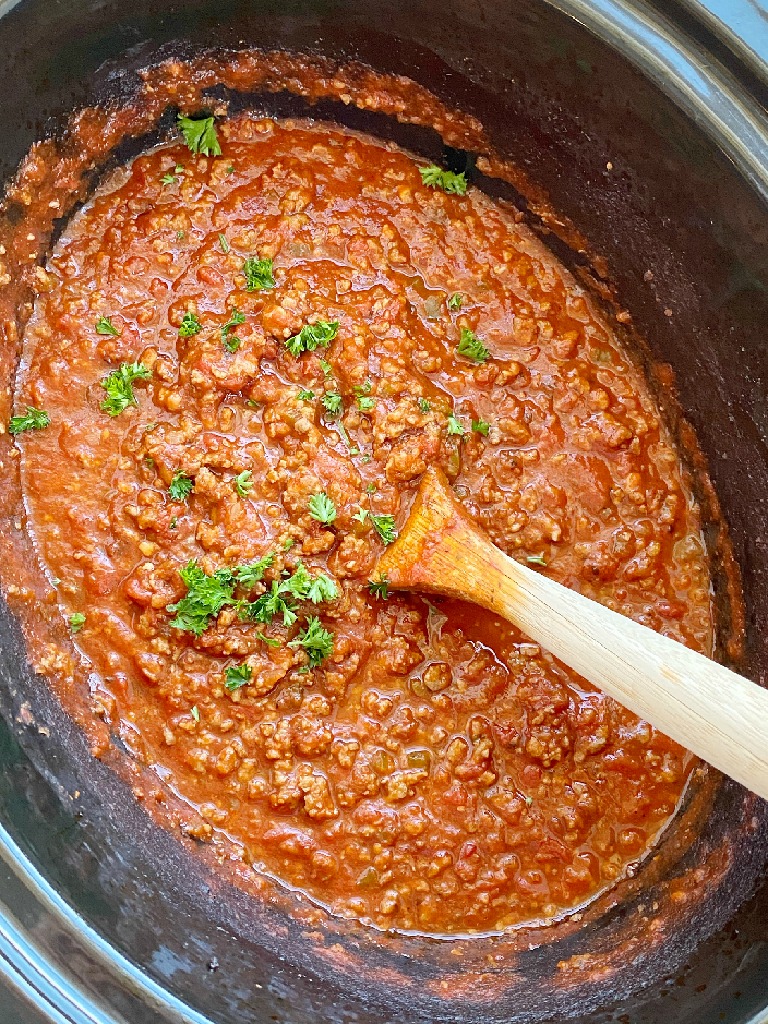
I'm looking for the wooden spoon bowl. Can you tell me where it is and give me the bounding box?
[377,466,768,800]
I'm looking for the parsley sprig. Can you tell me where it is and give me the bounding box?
[178,311,202,338]
[243,256,275,291]
[100,362,151,417]
[457,327,490,363]
[419,165,468,195]
[221,308,245,352]
[368,574,390,600]
[371,514,398,545]
[225,662,252,691]
[288,616,335,667]
[167,562,236,636]
[169,471,193,501]
[9,406,50,435]
[178,114,221,157]
[234,470,253,497]
[95,315,120,336]
[308,492,337,525]
[168,557,338,636]
[286,321,339,357]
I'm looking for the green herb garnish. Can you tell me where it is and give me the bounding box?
[285,321,339,357]
[526,554,548,567]
[95,315,120,336]
[234,470,254,497]
[235,553,274,589]
[457,327,490,363]
[472,418,490,436]
[419,165,468,195]
[243,256,275,291]
[417,397,431,413]
[308,492,337,525]
[99,362,151,417]
[288,616,335,667]
[178,311,202,338]
[191,705,200,722]
[357,396,375,412]
[255,631,281,648]
[371,514,398,545]
[218,233,229,253]
[446,414,466,437]
[167,560,235,636]
[221,308,245,351]
[69,612,86,633]
[169,471,193,502]
[321,392,343,418]
[368,575,389,600]
[297,389,316,401]
[225,662,252,691]
[448,293,463,311]
[9,406,50,435]
[178,114,221,157]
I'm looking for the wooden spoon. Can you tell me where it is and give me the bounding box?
[376,466,768,801]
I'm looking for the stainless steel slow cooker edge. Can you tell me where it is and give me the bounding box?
[0,0,767,1022]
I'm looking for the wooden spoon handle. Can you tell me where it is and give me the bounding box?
[378,467,768,800]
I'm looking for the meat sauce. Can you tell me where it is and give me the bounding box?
[14,114,713,935]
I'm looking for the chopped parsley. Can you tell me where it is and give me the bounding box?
[457,327,490,363]
[418,397,431,413]
[526,554,548,567]
[235,553,274,589]
[239,581,297,628]
[170,517,178,529]
[321,391,343,418]
[178,114,221,157]
[319,358,333,377]
[178,311,202,338]
[354,380,373,396]
[169,471,193,502]
[305,574,338,603]
[368,575,390,600]
[176,230,186,242]
[357,396,375,412]
[243,256,275,291]
[69,612,86,633]
[191,705,200,722]
[285,321,339,357]
[297,388,316,401]
[255,631,281,648]
[167,561,235,636]
[446,414,466,437]
[225,662,252,691]
[161,173,177,186]
[218,233,229,253]
[472,418,490,436]
[448,293,463,311]
[352,507,369,523]
[99,362,151,417]
[9,406,50,435]
[419,165,468,195]
[95,315,120,336]
[234,470,254,497]
[221,308,245,352]
[371,514,398,545]
[308,492,337,525]
[288,616,335,667]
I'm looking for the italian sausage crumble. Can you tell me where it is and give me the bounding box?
[13,113,712,935]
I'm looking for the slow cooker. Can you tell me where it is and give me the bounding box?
[0,0,767,1021]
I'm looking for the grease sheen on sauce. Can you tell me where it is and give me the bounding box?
[16,116,712,935]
